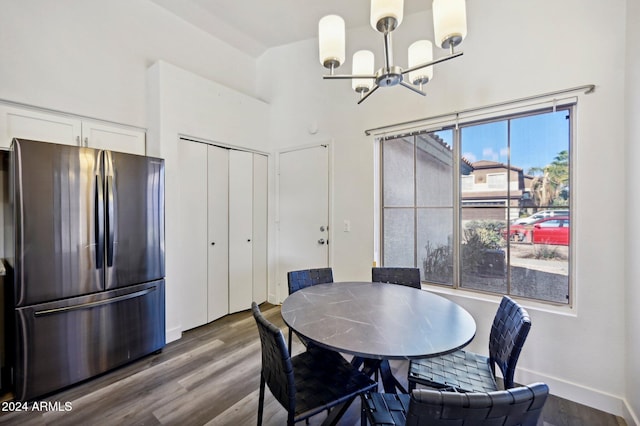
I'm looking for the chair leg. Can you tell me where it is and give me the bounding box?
[288,328,293,355]
[361,401,368,426]
[257,375,265,426]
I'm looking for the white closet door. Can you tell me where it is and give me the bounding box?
[207,146,229,322]
[228,150,254,313]
[177,140,209,330]
[252,154,268,304]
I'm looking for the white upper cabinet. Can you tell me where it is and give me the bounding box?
[81,121,145,155]
[0,104,81,147]
[0,103,145,154]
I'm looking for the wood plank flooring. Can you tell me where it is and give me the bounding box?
[0,303,627,426]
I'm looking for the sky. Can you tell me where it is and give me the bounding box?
[436,110,570,175]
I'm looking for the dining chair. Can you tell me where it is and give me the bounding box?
[361,382,549,426]
[371,267,421,289]
[286,267,334,354]
[408,295,531,393]
[252,302,377,426]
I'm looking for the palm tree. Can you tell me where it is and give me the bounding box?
[528,150,569,208]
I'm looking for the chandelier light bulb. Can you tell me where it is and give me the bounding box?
[433,0,467,50]
[370,0,404,33]
[318,15,346,69]
[408,40,433,86]
[352,50,375,93]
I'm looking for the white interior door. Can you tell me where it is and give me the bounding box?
[252,153,268,304]
[277,144,330,302]
[177,140,208,330]
[207,145,229,322]
[228,150,254,313]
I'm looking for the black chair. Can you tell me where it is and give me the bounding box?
[408,295,531,393]
[252,302,377,426]
[286,267,334,354]
[361,382,549,426]
[371,267,421,289]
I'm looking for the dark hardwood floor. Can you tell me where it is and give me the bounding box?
[0,303,627,426]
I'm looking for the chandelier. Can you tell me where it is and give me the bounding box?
[318,0,467,104]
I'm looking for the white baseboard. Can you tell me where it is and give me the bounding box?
[165,326,182,344]
[517,368,637,425]
[622,400,639,426]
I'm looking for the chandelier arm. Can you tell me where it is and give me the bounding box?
[402,51,464,76]
[399,81,427,96]
[323,74,376,80]
[357,84,380,104]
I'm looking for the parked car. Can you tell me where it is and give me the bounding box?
[512,209,569,225]
[531,216,570,245]
[504,221,534,242]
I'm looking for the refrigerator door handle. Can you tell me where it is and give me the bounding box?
[106,175,115,267]
[33,288,155,317]
[95,174,105,269]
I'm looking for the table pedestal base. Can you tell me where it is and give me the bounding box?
[352,357,408,394]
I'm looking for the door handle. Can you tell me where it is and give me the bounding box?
[318,238,325,245]
[95,174,104,269]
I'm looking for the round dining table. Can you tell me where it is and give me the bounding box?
[281,281,477,394]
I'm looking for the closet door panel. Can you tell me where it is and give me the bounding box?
[177,140,208,330]
[252,154,268,304]
[228,150,254,313]
[207,146,229,322]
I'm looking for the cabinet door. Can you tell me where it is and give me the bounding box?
[0,105,81,148]
[207,146,229,322]
[252,154,268,304]
[83,121,145,155]
[228,150,254,313]
[177,140,208,330]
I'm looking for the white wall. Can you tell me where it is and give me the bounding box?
[625,0,640,422]
[0,0,258,127]
[258,0,634,421]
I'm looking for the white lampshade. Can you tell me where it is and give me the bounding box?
[370,0,404,32]
[408,40,433,85]
[352,50,375,92]
[318,15,345,68]
[433,0,467,49]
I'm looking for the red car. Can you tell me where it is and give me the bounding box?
[505,222,532,242]
[504,219,541,242]
[531,216,570,245]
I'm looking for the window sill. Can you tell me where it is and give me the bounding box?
[421,283,578,318]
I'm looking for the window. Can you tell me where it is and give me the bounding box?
[380,106,572,304]
[487,173,507,190]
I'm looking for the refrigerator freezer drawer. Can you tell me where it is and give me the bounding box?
[14,280,165,401]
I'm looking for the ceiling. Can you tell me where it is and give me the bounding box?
[149,0,428,58]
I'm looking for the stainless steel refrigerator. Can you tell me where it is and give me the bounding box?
[4,138,165,401]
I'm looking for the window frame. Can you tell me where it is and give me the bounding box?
[378,103,575,306]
